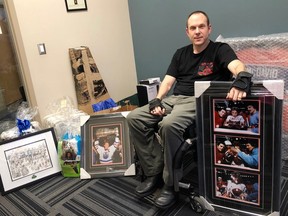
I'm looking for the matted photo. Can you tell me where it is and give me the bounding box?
[215,168,260,206]
[214,134,260,171]
[80,113,134,179]
[213,99,260,135]
[0,128,61,194]
[91,123,123,166]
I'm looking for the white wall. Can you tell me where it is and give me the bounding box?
[6,0,137,120]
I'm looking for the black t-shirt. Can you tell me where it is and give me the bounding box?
[166,41,238,96]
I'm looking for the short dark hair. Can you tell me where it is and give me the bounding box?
[186,10,210,27]
[247,140,258,148]
[216,106,225,112]
[247,103,258,110]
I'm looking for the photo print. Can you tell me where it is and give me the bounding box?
[5,139,52,181]
[213,99,260,135]
[214,135,260,171]
[91,123,123,166]
[215,168,260,206]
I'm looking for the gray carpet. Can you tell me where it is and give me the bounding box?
[0,157,287,216]
[0,174,204,216]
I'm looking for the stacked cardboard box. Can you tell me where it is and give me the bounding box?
[0,20,22,106]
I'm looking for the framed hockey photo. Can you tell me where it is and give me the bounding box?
[195,80,283,215]
[0,128,61,195]
[80,112,134,179]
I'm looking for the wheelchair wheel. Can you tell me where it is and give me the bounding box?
[189,196,205,213]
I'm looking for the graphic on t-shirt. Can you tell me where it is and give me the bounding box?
[198,62,213,76]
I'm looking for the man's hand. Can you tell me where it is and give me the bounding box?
[227,71,253,101]
[149,98,166,116]
[226,87,246,101]
[230,147,240,154]
[151,106,166,115]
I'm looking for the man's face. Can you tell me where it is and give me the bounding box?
[186,13,211,47]
[217,143,225,152]
[104,142,110,150]
[218,109,226,118]
[247,105,255,114]
[246,143,254,151]
[231,110,238,117]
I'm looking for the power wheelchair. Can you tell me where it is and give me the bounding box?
[134,121,210,213]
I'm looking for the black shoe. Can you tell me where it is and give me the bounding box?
[135,175,161,197]
[154,185,177,209]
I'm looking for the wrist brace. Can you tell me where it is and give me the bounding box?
[230,71,253,93]
[149,98,164,111]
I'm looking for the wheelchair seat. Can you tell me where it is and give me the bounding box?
[134,122,197,186]
[133,122,207,212]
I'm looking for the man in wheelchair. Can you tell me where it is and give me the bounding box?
[126,10,252,209]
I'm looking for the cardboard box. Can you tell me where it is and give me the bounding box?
[0,20,22,105]
[69,47,110,115]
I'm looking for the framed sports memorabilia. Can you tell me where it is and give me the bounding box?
[0,128,61,194]
[195,80,283,215]
[80,112,135,179]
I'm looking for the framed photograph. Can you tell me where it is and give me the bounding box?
[195,80,283,215]
[65,0,87,12]
[0,128,61,194]
[80,112,135,179]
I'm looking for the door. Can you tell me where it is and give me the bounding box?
[0,5,24,125]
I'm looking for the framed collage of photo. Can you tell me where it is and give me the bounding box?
[80,112,135,179]
[195,80,284,215]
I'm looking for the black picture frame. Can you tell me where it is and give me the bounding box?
[80,112,135,179]
[195,80,283,215]
[0,128,61,195]
[65,0,87,12]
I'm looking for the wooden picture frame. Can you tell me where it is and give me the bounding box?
[65,0,87,12]
[0,128,61,195]
[80,112,135,179]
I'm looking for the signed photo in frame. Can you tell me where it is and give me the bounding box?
[80,113,134,179]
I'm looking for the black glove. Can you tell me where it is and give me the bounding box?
[149,98,164,111]
[230,71,253,93]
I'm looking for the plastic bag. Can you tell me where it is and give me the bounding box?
[43,96,89,177]
[0,102,41,141]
